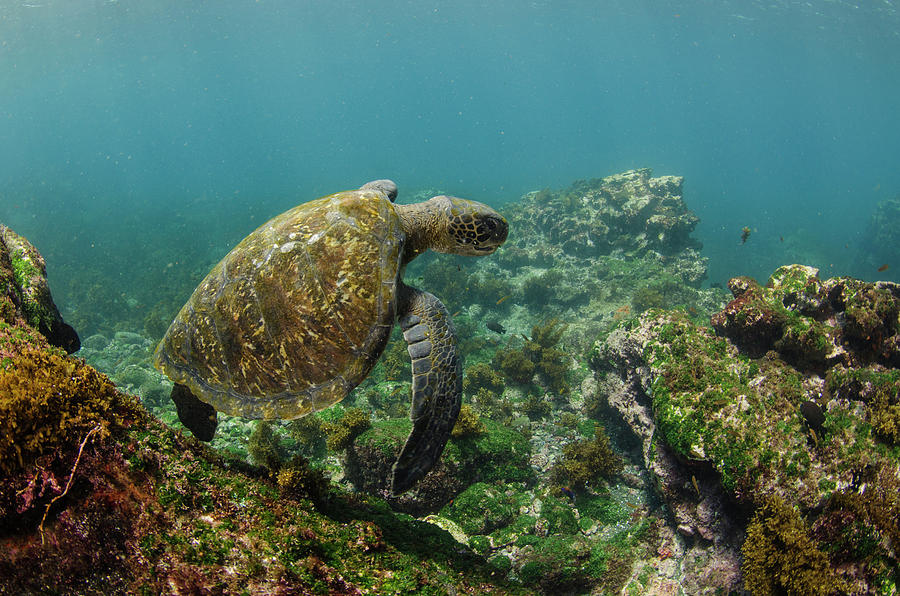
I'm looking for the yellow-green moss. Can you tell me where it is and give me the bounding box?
[287,414,327,458]
[248,420,284,470]
[522,394,552,420]
[451,403,485,438]
[526,318,571,394]
[276,454,329,502]
[323,407,372,451]
[549,426,623,490]
[463,362,506,395]
[492,319,571,394]
[741,496,847,596]
[493,347,535,385]
[0,348,140,475]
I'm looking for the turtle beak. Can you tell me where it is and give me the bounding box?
[475,215,508,251]
[492,215,508,245]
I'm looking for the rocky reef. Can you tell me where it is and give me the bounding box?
[15,171,895,594]
[0,226,526,594]
[595,264,900,594]
[1,224,79,354]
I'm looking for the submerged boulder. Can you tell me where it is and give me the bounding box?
[0,223,79,352]
[594,264,900,593]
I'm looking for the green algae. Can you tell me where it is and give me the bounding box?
[115,416,527,594]
[9,248,56,331]
[439,482,517,535]
[614,266,900,592]
[644,310,824,496]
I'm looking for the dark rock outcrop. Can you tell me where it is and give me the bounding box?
[0,223,79,352]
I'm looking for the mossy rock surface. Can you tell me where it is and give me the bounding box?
[0,353,526,594]
[345,417,533,515]
[439,482,518,535]
[602,266,900,592]
[0,224,80,352]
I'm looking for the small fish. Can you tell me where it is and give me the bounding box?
[878,264,889,272]
[799,400,825,434]
[740,226,751,244]
[691,475,701,496]
[496,294,511,305]
[779,236,784,243]
[520,333,530,342]
[486,321,506,334]
[560,486,575,501]
[451,310,461,317]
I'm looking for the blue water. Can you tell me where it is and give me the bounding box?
[2,0,900,320]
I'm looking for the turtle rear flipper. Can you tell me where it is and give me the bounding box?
[171,382,218,442]
[392,285,461,495]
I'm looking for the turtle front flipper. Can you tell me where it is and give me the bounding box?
[170,382,218,442]
[392,284,462,495]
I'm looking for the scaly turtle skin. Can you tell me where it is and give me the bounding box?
[153,179,507,494]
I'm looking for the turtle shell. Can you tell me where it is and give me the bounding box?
[153,189,403,420]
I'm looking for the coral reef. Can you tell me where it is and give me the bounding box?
[509,169,701,260]
[0,171,736,594]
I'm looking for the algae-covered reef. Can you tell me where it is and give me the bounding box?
[0,329,524,594]
[17,172,879,594]
[0,224,80,354]
[596,264,900,594]
[0,225,525,594]
[40,170,726,595]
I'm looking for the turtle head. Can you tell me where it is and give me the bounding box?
[430,195,508,256]
[360,179,398,202]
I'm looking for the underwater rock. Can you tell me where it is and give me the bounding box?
[471,168,727,361]
[0,223,79,352]
[0,315,522,594]
[596,322,744,551]
[596,265,900,593]
[507,168,702,263]
[712,264,900,369]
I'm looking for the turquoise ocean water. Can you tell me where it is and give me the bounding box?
[2,0,900,330]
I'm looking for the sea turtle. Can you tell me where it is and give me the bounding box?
[153,179,508,494]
